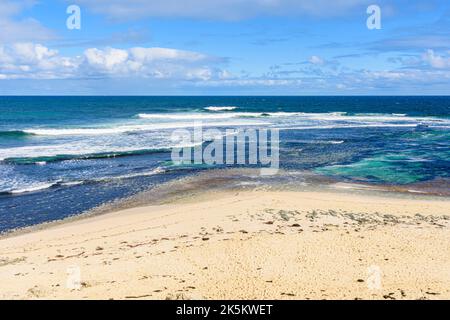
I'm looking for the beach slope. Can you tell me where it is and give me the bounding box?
[0,190,449,300]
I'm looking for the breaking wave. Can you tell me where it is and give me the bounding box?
[0,167,165,195]
[204,106,238,111]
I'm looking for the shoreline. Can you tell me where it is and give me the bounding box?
[2,168,449,240]
[1,187,449,300]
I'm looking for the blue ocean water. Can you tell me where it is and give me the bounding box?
[0,96,449,232]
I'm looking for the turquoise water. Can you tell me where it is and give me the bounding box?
[0,96,449,232]
[315,129,449,184]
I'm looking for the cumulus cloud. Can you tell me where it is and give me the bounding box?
[81,47,225,80]
[75,0,371,21]
[0,43,228,80]
[1,43,450,94]
[422,49,450,69]
[0,43,79,79]
[309,55,325,65]
[252,52,450,93]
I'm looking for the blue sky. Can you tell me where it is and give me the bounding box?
[0,0,449,95]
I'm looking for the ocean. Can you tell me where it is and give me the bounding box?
[0,96,449,233]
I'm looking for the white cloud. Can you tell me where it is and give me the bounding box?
[200,78,302,87]
[129,47,208,62]
[0,43,79,79]
[309,55,325,65]
[81,47,223,80]
[2,43,450,94]
[76,0,371,21]
[0,0,55,43]
[422,49,450,69]
[84,48,129,72]
[0,43,226,80]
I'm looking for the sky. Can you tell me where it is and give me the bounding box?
[0,0,449,95]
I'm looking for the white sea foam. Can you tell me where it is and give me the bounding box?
[137,111,348,120]
[101,167,165,181]
[137,112,298,120]
[8,182,58,194]
[407,189,427,194]
[279,123,419,130]
[292,139,345,144]
[23,120,265,136]
[0,140,203,162]
[138,113,239,120]
[136,111,449,125]
[1,167,166,195]
[20,112,448,138]
[205,106,237,111]
[60,181,84,187]
[331,182,386,191]
[4,111,448,162]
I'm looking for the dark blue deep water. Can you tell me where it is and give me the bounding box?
[0,96,449,232]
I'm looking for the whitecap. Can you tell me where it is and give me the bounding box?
[8,182,58,194]
[23,120,266,136]
[205,106,237,111]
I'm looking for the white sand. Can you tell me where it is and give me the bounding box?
[0,190,449,300]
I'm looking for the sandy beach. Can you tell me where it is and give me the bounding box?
[0,188,449,300]
[1,0,450,305]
